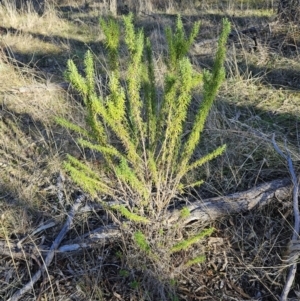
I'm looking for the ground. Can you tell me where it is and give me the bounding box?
[0,0,300,300]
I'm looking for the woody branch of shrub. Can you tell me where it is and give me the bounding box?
[57,14,231,272]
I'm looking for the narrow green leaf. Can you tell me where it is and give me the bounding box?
[171,228,214,253]
[112,205,150,223]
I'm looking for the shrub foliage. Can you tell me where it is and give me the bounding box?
[58,13,230,293]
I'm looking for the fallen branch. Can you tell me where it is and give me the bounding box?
[0,224,120,260]
[272,135,300,301]
[58,224,121,252]
[166,177,291,225]
[7,194,85,301]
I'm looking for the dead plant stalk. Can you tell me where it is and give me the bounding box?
[272,134,300,301]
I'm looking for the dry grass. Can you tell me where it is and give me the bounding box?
[0,0,300,300]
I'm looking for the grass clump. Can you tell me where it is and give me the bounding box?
[58,13,230,297]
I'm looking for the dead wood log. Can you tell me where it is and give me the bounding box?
[166,177,291,225]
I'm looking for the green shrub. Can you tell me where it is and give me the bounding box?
[58,13,230,298]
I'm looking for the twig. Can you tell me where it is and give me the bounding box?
[17,221,56,245]
[7,194,85,301]
[58,225,120,252]
[272,134,300,301]
[56,171,65,207]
